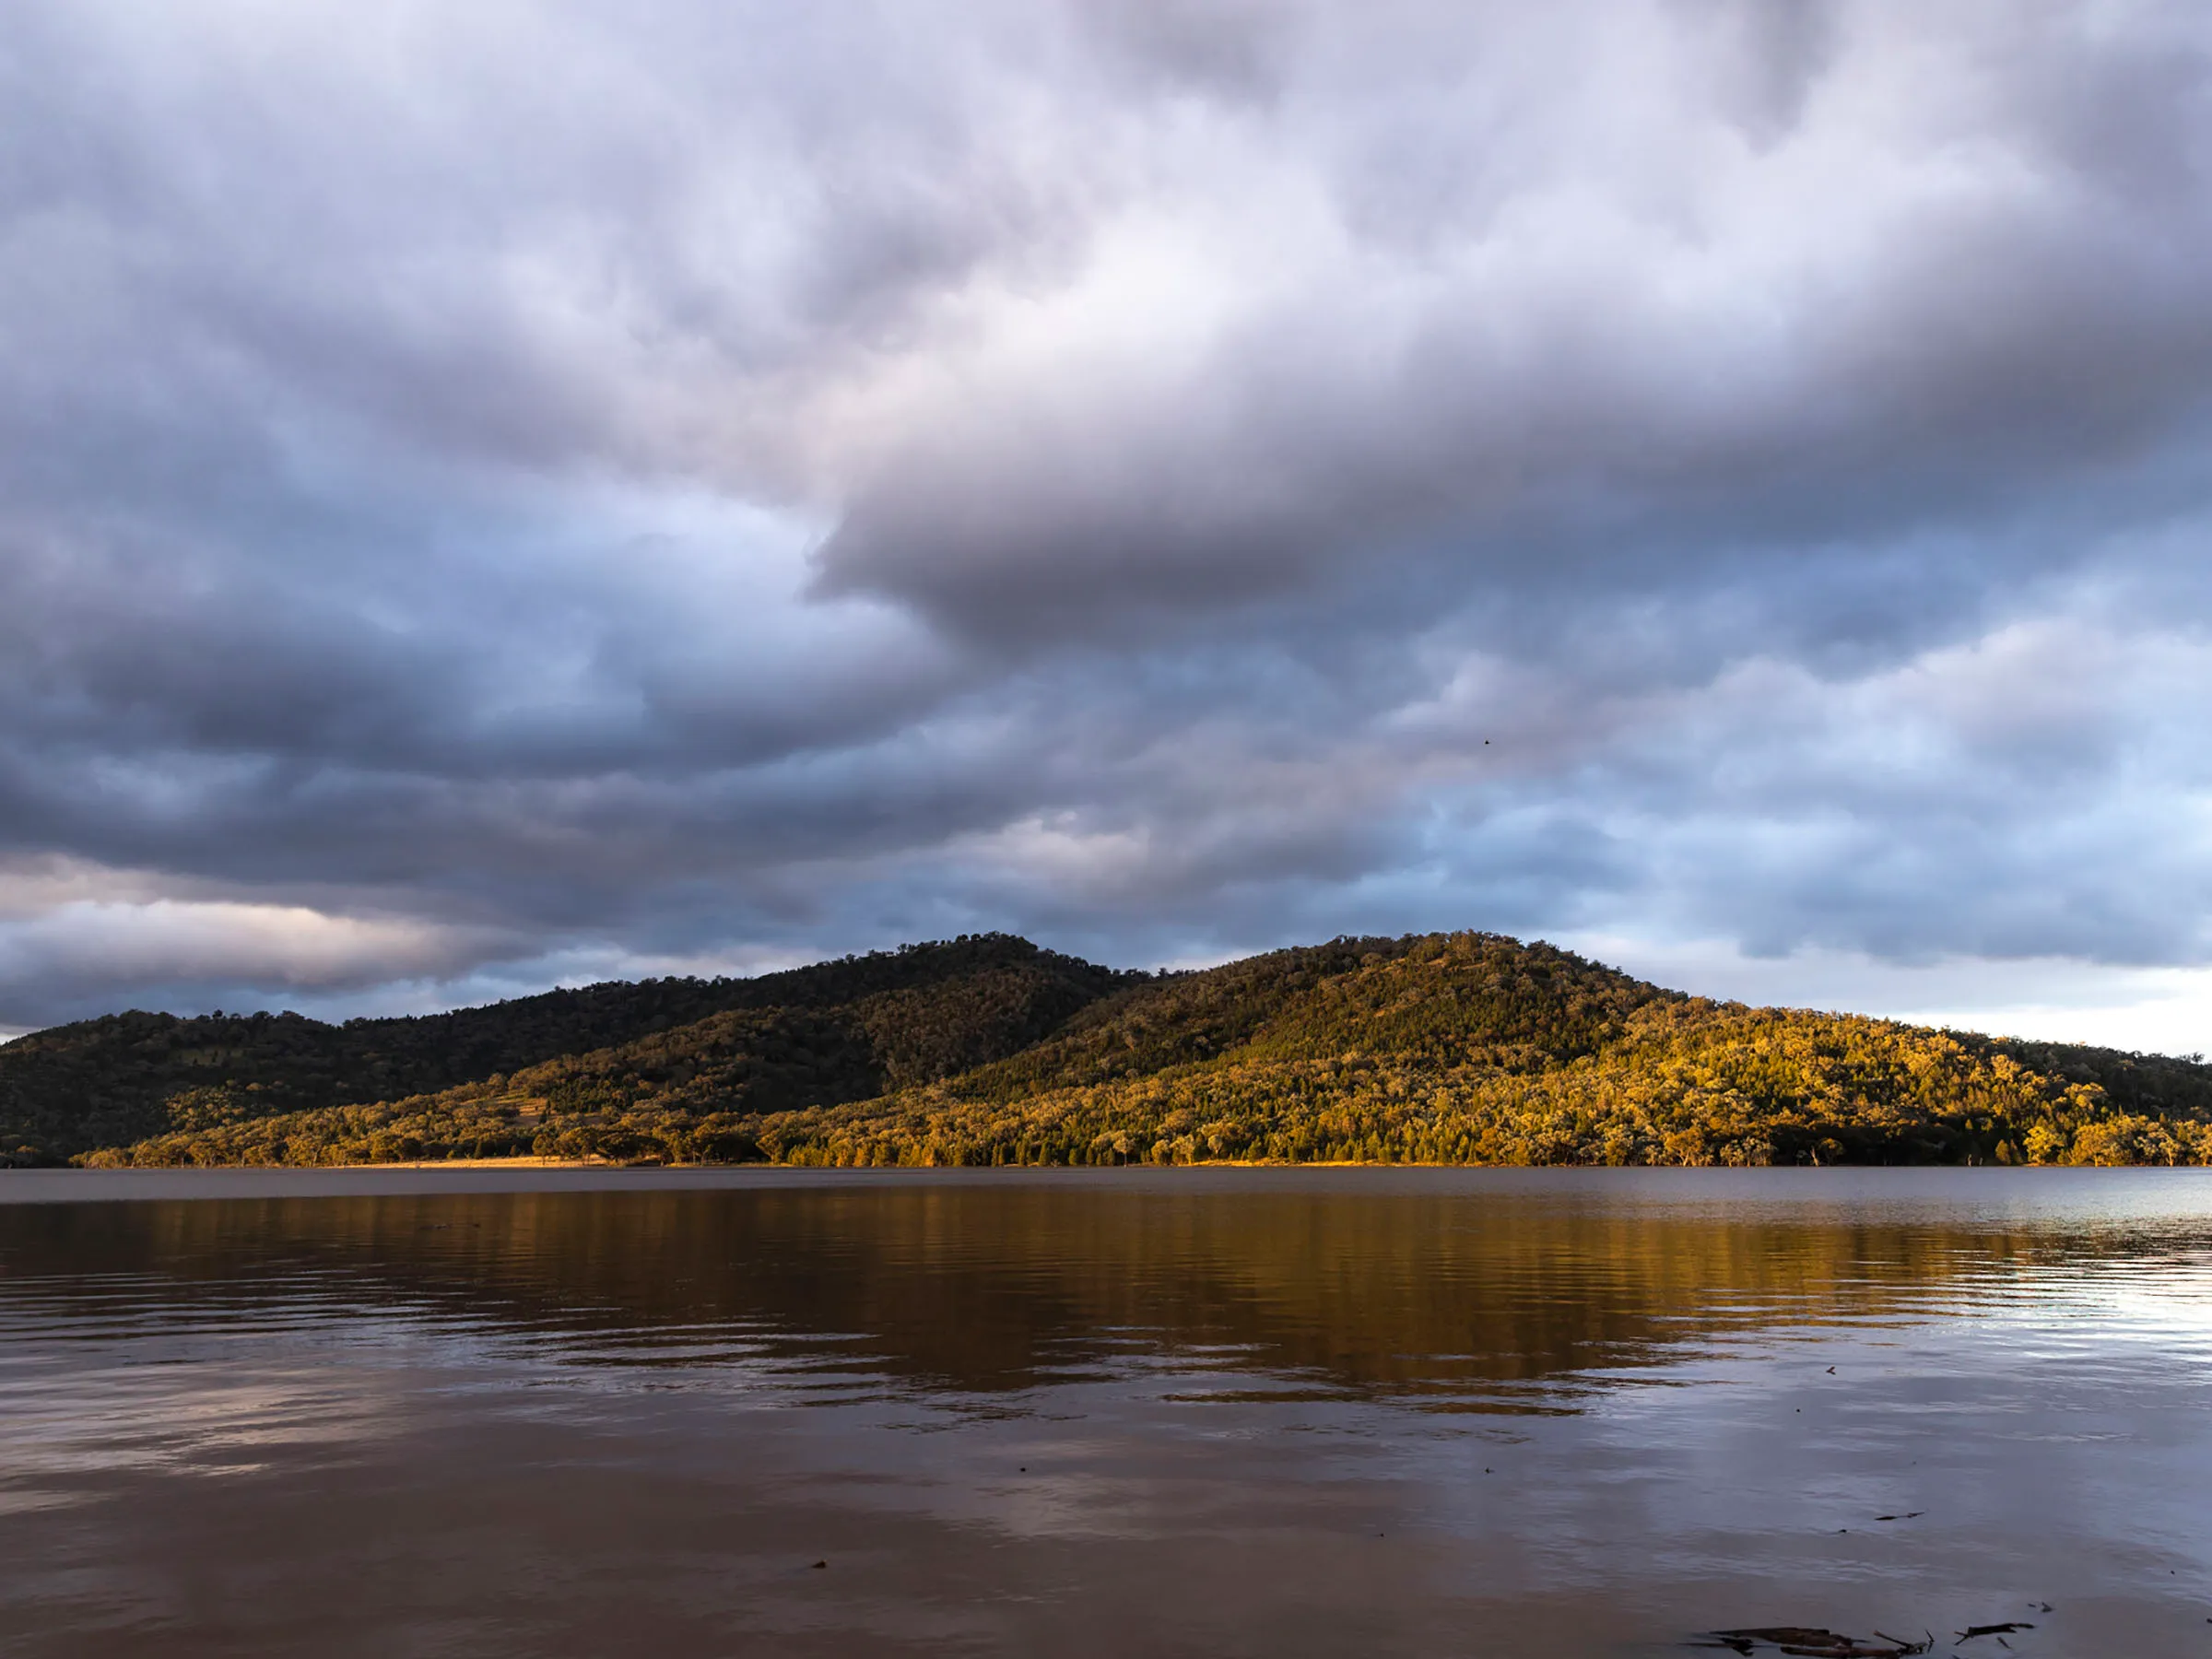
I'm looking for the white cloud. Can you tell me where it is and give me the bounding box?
[0,899,495,992]
[1559,933,2212,1058]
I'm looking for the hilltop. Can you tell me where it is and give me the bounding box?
[6,932,2210,1169]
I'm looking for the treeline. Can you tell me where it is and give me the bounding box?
[0,935,1136,1166]
[45,932,2212,1170]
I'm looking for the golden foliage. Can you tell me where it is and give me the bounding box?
[70,933,2212,1170]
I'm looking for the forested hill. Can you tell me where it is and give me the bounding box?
[9,931,2212,1169]
[0,935,1136,1166]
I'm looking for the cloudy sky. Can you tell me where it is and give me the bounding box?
[5,0,2211,1051]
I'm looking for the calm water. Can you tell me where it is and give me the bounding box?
[4,1169,2211,1657]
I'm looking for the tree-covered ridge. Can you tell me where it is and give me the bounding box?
[0,935,1136,1165]
[938,934,1655,1101]
[46,930,2212,1170]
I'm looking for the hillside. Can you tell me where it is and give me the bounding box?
[11,931,2212,1169]
[0,935,1136,1166]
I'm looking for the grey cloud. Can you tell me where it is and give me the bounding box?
[1706,0,1841,146]
[798,6,2212,649]
[3,0,2212,1035]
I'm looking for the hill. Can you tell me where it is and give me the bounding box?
[0,935,1136,1166]
[10,931,2212,1169]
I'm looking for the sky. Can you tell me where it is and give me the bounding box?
[4,0,2212,1053]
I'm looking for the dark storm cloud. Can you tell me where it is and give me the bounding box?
[3,0,2212,1036]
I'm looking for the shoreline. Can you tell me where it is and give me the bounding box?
[32,1159,2112,1176]
[3,1162,2204,1208]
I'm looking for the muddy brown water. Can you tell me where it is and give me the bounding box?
[3,1167,2210,1656]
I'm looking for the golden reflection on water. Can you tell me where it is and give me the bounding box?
[5,1170,2212,1657]
[7,1175,2198,1393]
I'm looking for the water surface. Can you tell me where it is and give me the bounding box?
[4,1168,2210,1656]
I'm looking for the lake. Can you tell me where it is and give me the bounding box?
[3,1168,2210,1656]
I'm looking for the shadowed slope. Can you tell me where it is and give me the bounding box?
[0,936,1135,1165]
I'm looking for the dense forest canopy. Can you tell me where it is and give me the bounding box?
[5,932,2209,1169]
